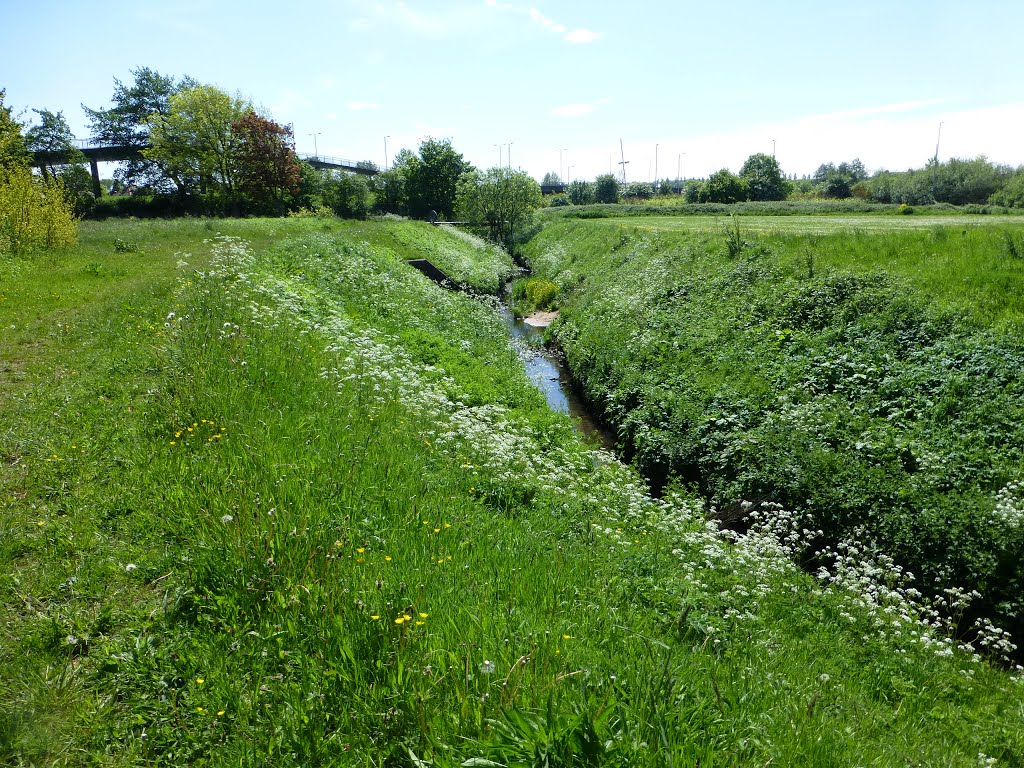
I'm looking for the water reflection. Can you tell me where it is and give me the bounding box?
[501,307,616,450]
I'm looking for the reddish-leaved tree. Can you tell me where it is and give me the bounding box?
[231,111,300,213]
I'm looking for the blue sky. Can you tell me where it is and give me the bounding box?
[3,0,1023,182]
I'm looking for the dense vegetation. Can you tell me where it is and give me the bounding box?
[523,216,1024,658]
[4,217,1023,765]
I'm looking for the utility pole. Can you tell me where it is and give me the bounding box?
[932,121,944,200]
[507,141,514,170]
[560,148,566,183]
[654,144,658,186]
[308,132,321,159]
[934,121,944,163]
[618,138,629,185]
[771,138,776,158]
[383,135,390,171]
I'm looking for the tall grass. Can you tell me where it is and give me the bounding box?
[2,218,1023,766]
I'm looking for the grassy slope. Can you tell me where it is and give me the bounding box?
[523,216,1024,655]
[1,217,1022,766]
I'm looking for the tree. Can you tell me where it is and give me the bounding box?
[567,179,594,205]
[370,166,408,215]
[25,109,85,180]
[83,67,196,190]
[739,153,788,201]
[324,171,372,219]
[0,89,29,174]
[542,171,561,185]
[405,137,472,219]
[695,169,748,203]
[989,172,1024,208]
[230,111,300,213]
[594,174,619,204]
[455,166,542,249]
[623,181,653,200]
[144,85,250,196]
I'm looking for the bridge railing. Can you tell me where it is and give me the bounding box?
[297,153,378,170]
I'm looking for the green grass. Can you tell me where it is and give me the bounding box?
[2,217,1024,766]
[523,216,1024,660]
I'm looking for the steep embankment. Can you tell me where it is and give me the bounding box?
[524,217,1024,655]
[2,217,1023,766]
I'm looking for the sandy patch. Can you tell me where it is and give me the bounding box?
[523,310,560,328]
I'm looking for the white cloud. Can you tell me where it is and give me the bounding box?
[553,103,594,117]
[564,28,601,44]
[348,101,381,111]
[528,8,566,33]
[485,1,601,44]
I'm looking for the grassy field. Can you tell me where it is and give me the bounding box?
[606,214,1024,332]
[2,217,1024,766]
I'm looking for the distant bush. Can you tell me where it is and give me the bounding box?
[89,194,208,219]
[0,170,78,254]
[989,173,1024,208]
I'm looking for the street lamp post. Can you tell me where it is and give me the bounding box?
[771,138,776,158]
[308,132,321,159]
[560,148,566,183]
[384,135,390,171]
[507,141,514,170]
[654,144,658,186]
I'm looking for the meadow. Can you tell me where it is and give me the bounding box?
[2,217,1023,766]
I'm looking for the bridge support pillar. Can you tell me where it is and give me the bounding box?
[89,159,101,197]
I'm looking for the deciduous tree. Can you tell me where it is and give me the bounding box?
[695,169,748,203]
[594,174,619,204]
[455,166,542,248]
[0,89,29,174]
[230,111,300,213]
[405,138,472,219]
[83,67,196,190]
[144,85,250,195]
[739,153,788,201]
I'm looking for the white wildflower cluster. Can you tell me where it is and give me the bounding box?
[990,481,1024,527]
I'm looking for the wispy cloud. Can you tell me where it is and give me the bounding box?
[485,0,602,44]
[552,97,608,118]
[564,28,601,44]
[348,101,381,111]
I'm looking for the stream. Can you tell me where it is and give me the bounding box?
[499,306,617,450]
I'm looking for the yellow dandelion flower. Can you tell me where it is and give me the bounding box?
[334,540,343,548]
[444,523,451,529]
[356,547,365,553]
[196,706,205,712]
[356,557,365,564]
[370,615,380,621]
[394,616,405,625]
[217,710,225,716]
[415,621,425,626]
[196,677,205,684]
[562,634,573,640]
[169,441,176,446]
[384,555,392,562]
[419,612,428,619]
[433,527,440,533]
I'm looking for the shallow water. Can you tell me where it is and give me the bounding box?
[500,306,616,450]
